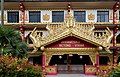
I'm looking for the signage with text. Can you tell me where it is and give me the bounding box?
[45,36,96,48]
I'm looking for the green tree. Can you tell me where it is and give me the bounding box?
[0,26,28,58]
[109,65,120,77]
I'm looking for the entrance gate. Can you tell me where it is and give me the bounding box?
[57,65,84,74]
[49,54,93,74]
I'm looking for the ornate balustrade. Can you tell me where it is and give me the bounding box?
[97,65,113,77]
[45,66,57,75]
[85,65,96,75]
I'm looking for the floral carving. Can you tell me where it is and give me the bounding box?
[43,14,50,21]
[88,13,95,20]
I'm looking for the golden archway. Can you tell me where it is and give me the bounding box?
[44,48,98,66]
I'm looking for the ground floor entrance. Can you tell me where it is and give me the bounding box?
[49,54,93,74]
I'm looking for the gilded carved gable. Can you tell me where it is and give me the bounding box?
[30,13,113,53]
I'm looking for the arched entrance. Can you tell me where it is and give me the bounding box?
[49,54,93,73]
[49,54,93,65]
[44,48,98,74]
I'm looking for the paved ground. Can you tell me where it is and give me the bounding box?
[46,74,97,77]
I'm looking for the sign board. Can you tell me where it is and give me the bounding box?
[45,36,96,48]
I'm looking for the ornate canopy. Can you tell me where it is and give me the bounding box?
[30,13,113,53]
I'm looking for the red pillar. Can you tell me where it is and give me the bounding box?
[42,52,46,76]
[42,52,46,68]
[96,54,99,75]
[96,54,99,66]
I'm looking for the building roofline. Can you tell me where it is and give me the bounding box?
[2,2,117,10]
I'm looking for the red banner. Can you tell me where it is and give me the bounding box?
[45,36,96,48]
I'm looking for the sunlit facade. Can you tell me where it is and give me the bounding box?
[1,0,120,76]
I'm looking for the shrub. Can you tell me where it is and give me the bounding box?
[109,65,120,77]
[0,55,42,77]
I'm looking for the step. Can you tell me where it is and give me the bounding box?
[46,74,97,77]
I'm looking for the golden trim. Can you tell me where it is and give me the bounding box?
[45,48,98,66]
[30,12,113,53]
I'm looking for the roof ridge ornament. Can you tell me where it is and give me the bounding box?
[64,12,76,28]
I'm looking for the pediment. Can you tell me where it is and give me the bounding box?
[45,36,97,48]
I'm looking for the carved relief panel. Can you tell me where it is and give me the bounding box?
[86,10,97,23]
[41,10,52,23]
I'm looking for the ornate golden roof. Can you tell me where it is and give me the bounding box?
[30,12,113,53]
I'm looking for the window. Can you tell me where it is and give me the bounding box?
[97,11,109,22]
[74,11,86,22]
[7,11,19,23]
[29,11,41,22]
[52,11,64,22]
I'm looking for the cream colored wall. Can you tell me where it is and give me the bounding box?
[41,10,52,23]
[86,10,97,23]
[0,9,120,24]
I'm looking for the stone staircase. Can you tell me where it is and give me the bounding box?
[46,74,97,77]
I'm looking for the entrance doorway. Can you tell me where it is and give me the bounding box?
[49,54,92,74]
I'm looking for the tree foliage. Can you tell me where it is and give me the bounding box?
[0,55,42,77]
[109,65,120,77]
[0,26,28,58]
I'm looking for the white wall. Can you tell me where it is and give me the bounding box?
[86,10,97,23]
[1,9,120,24]
[41,10,52,23]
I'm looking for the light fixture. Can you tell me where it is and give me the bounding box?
[59,56,62,59]
[69,54,73,56]
[80,56,83,59]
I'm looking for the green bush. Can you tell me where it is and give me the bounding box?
[0,55,42,77]
[109,65,120,77]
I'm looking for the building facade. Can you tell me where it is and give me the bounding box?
[1,0,120,76]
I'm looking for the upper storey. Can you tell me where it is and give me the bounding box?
[0,1,120,28]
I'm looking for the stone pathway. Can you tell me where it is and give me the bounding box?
[46,74,97,77]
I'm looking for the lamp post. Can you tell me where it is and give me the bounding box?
[112,1,119,65]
